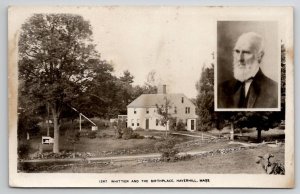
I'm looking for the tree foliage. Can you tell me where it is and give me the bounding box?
[18,14,102,153]
[155,137,179,162]
[195,64,216,131]
[156,97,173,137]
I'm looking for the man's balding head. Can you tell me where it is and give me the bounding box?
[235,32,265,63]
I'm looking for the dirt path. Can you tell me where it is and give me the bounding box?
[20,150,209,164]
[171,132,217,139]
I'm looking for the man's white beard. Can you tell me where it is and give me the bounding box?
[233,62,259,82]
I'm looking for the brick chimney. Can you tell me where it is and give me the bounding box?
[158,84,167,94]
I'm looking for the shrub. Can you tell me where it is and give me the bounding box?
[60,121,78,136]
[65,130,80,142]
[122,127,133,140]
[135,127,145,131]
[114,126,145,140]
[177,154,192,161]
[169,117,177,131]
[91,118,110,130]
[131,132,144,139]
[148,136,156,140]
[87,131,97,139]
[169,118,186,131]
[176,119,186,131]
[65,130,81,157]
[197,123,211,132]
[155,137,179,162]
[96,132,113,138]
[78,129,89,137]
[79,119,89,128]
[18,115,41,139]
[118,119,127,129]
[114,120,126,139]
[115,127,123,139]
[18,142,30,159]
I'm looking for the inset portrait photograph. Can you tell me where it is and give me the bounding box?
[216,21,280,111]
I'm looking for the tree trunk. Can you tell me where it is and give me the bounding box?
[45,118,49,136]
[165,124,168,137]
[257,128,262,143]
[73,144,75,158]
[51,107,60,153]
[230,122,234,141]
[46,103,50,136]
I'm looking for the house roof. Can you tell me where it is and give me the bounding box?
[127,93,195,108]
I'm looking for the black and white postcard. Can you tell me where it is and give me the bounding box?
[8,6,294,188]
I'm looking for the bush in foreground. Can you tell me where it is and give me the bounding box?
[114,125,145,140]
[18,142,30,159]
[155,137,179,162]
[176,119,186,131]
[122,127,133,140]
[87,131,97,139]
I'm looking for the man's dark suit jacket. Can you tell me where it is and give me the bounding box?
[218,69,278,108]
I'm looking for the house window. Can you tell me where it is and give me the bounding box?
[131,119,134,127]
[174,106,177,114]
[182,97,184,103]
[185,107,190,114]
[191,119,195,130]
[146,108,149,114]
[137,119,139,127]
[134,109,137,114]
[156,119,159,126]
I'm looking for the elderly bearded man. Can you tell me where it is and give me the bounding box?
[218,32,278,108]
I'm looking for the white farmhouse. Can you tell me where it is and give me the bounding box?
[127,85,197,131]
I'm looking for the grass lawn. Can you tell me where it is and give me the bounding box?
[63,137,158,156]
[20,126,285,173]
[24,128,196,158]
[23,126,284,159]
[208,127,285,142]
[55,143,284,174]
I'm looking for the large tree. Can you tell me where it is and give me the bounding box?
[18,80,44,141]
[114,70,135,115]
[18,14,101,153]
[195,64,215,131]
[73,60,116,118]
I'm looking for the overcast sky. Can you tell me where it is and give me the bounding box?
[11,7,216,98]
[89,7,215,99]
[11,6,288,98]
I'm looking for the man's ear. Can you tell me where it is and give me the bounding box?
[257,51,264,63]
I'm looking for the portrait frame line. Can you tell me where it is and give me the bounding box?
[215,20,281,112]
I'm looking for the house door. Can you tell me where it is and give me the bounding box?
[145,119,149,129]
[191,119,195,130]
